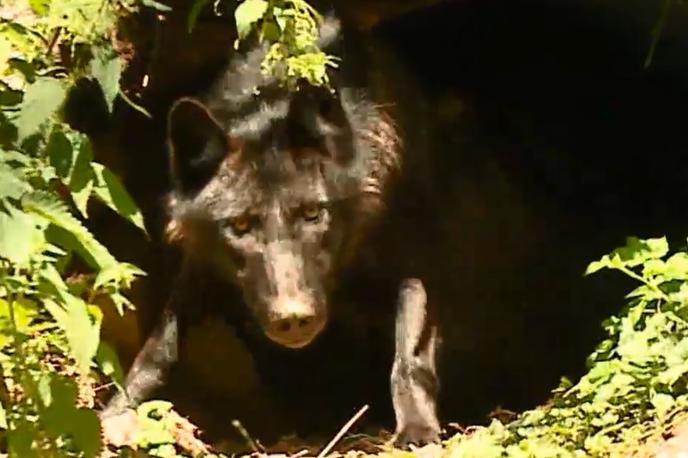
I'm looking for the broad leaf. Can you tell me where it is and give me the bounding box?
[96,341,124,384]
[235,0,268,39]
[68,136,95,190]
[41,375,102,458]
[46,129,74,179]
[90,51,122,113]
[22,191,118,270]
[44,297,102,374]
[0,298,39,349]
[16,77,66,141]
[71,179,94,217]
[68,138,97,217]
[0,162,31,200]
[37,263,69,299]
[0,206,47,266]
[29,0,50,15]
[92,163,146,232]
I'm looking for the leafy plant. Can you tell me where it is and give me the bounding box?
[0,0,158,455]
[233,0,338,88]
[441,236,688,457]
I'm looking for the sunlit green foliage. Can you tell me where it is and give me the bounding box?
[0,0,152,455]
[233,0,338,88]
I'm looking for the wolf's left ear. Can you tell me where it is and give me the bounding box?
[287,85,356,165]
[167,98,230,195]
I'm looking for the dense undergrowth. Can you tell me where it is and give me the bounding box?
[1,0,688,456]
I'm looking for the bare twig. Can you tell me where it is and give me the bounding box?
[46,27,62,57]
[231,419,264,454]
[316,405,369,458]
[645,0,674,69]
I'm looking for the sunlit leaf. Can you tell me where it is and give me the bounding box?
[235,0,268,39]
[44,297,102,373]
[0,162,31,200]
[96,340,124,384]
[68,136,95,190]
[0,298,39,348]
[22,191,118,270]
[16,77,66,141]
[29,0,50,15]
[71,178,94,217]
[651,392,675,419]
[0,205,48,266]
[90,50,122,113]
[91,163,146,233]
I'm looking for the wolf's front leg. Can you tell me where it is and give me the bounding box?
[100,306,180,418]
[390,278,441,447]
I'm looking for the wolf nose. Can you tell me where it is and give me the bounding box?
[265,301,325,349]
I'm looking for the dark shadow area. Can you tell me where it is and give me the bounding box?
[90,0,688,450]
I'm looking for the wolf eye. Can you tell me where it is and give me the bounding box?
[223,214,253,236]
[300,203,322,222]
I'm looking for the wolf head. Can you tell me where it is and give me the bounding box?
[164,79,400,349]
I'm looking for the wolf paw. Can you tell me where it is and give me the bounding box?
[393,423,441,449]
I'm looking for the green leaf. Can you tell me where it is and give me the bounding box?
[91,163,146,232]
[651,392,675,419]
[90,51,122,113]
[22,191,118,270]
[44,297,102,374]
[16,77,66,141]
[37,372,53,408]
[68,137,97,217]
[109,292,135,315]
[187,0,212,32]
[94,262,146,292]
[663,253,688,280]
[0,89,23,106]
[68,409,103,458]
[71,178,94,217]
[273,6,288,31]
[96,341,124,384]
[41,375,102,458]
[29,0,50,15]
[37,263,70,299]
[657,363,688,386]
[235,0,268,39]
[0,399,6,429]
[46,129,74,179]
[68,135,95,190]
[0,298,39,348]
[0,162,31,200]
[585,259,607,275]
[587,237,670,275]
[0,205,48,266]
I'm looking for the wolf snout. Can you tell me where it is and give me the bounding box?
[265,298,326,349]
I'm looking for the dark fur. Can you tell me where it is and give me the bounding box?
[102,17,440,446]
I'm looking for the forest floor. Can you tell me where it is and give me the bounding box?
[100,402,688,458]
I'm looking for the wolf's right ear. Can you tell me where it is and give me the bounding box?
[167,98,230,195]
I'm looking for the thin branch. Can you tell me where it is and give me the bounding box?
[317,404,369,458]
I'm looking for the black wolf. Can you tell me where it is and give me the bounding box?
[102,18,440,446]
